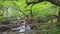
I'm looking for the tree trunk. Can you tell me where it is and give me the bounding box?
[56,8,60,31]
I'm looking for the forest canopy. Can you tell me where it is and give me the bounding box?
[0,0,59,24]
[0,0,59,18]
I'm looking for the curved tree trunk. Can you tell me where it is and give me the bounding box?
[26,0,60,7]
[47,0,60,6]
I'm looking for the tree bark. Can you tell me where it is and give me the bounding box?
[56,8,60,31]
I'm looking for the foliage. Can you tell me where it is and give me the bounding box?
[0,1,59,18]
[0,0,59,34]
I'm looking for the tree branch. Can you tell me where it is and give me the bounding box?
[30,4,33,17]
[9,6,28,18]
[25,0,60,7]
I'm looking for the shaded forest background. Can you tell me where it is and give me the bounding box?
[0,0,60,34]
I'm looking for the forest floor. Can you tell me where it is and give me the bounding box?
[0,31,32,34]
